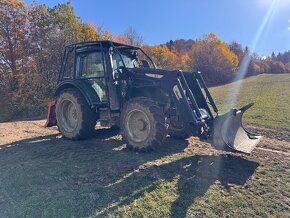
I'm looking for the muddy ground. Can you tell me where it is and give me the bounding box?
[0,120,289,217]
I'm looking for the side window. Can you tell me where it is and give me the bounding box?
[77,51,105,78]
[112,52,124,71]
[63,49,74,79]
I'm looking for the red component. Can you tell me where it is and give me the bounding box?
[45,101,57,127]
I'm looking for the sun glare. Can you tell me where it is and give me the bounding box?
[225,0,280,107]
[259,0,290,7]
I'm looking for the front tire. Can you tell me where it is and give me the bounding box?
[56,89,97,140]
[120,97,166,152]
[167,119,191,139]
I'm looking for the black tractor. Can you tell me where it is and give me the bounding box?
[46,40,261,153]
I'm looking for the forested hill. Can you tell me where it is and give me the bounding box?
[164,39,195,53]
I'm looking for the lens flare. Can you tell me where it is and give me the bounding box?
[224,0,280,108]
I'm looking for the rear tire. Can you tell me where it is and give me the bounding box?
[56,89,97,140]
[120,97,166,152]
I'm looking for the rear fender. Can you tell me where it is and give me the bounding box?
[55,80,100,107]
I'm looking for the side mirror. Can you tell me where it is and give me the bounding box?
[113,71,120,80]
[113,67,123,81]
[109,47,114,55]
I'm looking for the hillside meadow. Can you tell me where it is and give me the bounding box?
[210,73,290,130]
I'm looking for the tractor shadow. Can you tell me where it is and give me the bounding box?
[169,155,258,218]
[0,128,259,217]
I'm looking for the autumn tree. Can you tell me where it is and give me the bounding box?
[228,41,245,64]
[0,0,33,119]
[285,63,290,73]
[178,53,191,71]
[165,39,195,53]
[142,45,177,70]
[269,61,286,73]
[188,33,239,85]
[123,27,143,46]
[0,0,29,93]
[114,35,126,44]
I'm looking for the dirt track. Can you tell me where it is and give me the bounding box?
[0,120,289,217]
[1,120,289,158]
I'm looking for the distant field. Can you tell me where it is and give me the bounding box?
[210,73,290,130]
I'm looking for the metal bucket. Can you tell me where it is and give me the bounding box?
[212,103,262,154]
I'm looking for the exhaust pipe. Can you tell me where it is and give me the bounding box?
[212,103,262,154]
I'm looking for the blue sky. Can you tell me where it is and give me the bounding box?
[24,0,290,56]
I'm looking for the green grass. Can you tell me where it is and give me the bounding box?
[106,155,289,218]
[0,129,289,218]
[210,73,290,130]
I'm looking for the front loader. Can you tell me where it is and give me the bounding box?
[46,40,261,153]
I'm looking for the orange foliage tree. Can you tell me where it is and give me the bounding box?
[188,33,238,85]
[114,35,126,44]
[142,45,178,70]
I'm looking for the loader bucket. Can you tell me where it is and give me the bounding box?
[45,101,57,127]
[212,103,262,154]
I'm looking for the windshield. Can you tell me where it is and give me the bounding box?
[111,47,156,71]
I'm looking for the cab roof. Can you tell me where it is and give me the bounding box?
[65,40,139,49]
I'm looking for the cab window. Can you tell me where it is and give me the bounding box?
[77,51,105,78]
[63,48,74,79]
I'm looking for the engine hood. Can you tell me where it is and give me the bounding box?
[126,67,180,76]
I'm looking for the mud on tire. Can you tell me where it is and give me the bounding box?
[120,97,167,152]
[56,89,97,140]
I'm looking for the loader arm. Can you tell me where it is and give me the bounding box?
[168,71,216,133]
[168,71,262,154]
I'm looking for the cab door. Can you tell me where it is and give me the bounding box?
[76,46,108,103]
[103,46,121,111]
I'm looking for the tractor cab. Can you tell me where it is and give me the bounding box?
[55,41,156,108]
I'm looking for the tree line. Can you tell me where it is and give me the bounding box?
[0,0,289,121]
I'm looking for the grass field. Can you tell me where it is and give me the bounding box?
[0,122,289,218]
[210,73,290,130]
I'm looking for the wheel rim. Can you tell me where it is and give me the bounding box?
[60,99,78,132]
[125,109,151,143]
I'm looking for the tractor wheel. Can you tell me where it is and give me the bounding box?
[120,97,166,152]
[167,119,191,139]
[56,89,97,140]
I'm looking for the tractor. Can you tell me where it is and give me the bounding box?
[46,40,261,153]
